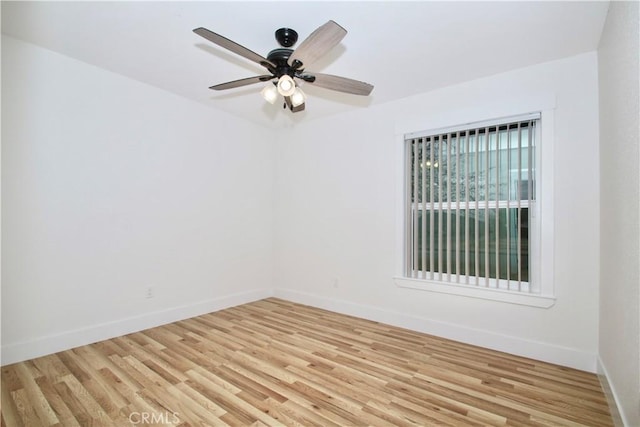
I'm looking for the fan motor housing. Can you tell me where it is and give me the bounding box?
[267,48,293,64]
[267,48,295,77]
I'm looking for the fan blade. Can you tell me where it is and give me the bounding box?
[194,27,275,69]
[288,20,347,69]
[209,75,274,91]
[306,73,374,96]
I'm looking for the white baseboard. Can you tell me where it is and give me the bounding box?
[1,288,273,366]
[2,287,598,374]
[597,357,627,427]
[273,288,598,373]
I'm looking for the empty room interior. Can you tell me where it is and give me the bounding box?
[1,1,639,426]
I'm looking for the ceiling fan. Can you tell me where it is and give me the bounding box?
[193,20,374,113]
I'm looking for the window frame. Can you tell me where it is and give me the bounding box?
[393,104,556,308]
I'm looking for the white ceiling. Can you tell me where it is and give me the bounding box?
[1,1,609,129]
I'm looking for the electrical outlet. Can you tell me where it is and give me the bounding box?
[146,286,154,299]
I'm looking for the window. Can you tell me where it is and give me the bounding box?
[403,114,541,294]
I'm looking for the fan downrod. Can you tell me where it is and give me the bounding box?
[275,28,298,47]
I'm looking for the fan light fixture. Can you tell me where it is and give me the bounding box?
[263,76,305,108]
[276,75,296,97]
[261,84,278,104]
[261,80,305,107]
[290,87,306,108]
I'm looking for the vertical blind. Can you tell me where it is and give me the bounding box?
[405,115,539,292]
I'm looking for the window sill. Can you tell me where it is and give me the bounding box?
[394,277,556,308]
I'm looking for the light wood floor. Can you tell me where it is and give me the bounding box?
[2,298,613,426]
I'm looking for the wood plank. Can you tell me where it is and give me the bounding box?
[13,363,59,425]
[33,376,81,427]
[1,377,25,427]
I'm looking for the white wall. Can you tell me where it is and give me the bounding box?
[275,52,601,372]
[1,36,276,364]
[598,1,640,425]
